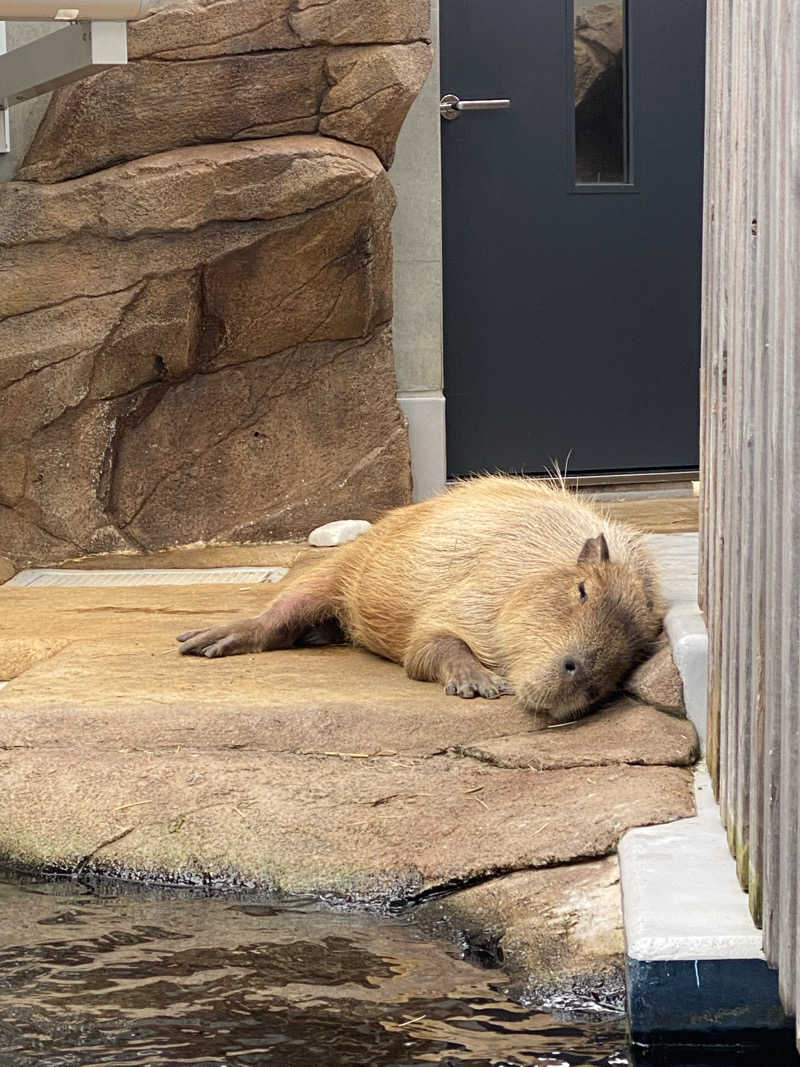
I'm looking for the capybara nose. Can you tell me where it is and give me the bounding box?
[560,655,584,681]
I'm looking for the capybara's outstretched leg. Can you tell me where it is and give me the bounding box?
[177,566,342,658]
[405,632,514,700]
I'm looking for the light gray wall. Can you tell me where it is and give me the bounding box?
[391,0,446,500]
[0,21,56,183]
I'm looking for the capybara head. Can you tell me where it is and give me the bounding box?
[497,534,662,722]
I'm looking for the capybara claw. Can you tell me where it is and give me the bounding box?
[178,624,258,657]
[178,632,216,656]
[202,636,242,658]
[444,669,513,700]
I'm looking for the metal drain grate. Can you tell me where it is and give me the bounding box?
[6,567,288,588]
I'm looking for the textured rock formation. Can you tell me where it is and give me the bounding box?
[625,645,686,716]
[417,857,625,1005]
[18,0,431,183]
[0,0,431,567]
[129,0,430,60]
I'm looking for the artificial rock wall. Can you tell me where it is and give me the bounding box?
[0,0,431,568]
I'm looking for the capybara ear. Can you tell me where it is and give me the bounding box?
[578,533,610,565]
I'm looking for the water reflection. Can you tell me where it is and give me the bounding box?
[0,875,627,1066]
[574,0,627,184]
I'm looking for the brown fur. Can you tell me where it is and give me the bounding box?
[177,476,664,721]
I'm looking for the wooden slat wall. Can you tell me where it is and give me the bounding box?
[701,0,800,1041]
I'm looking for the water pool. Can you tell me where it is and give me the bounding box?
[0,874,794,1067]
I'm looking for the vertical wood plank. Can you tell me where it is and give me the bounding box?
[720,0,743,838]
[777,0,800,1015]
[760,0,787,974]
[791,4,800,1038]
[706,0,734,795]
[732,0,757,889]
[745,0,768,927]
[698,0,714,617]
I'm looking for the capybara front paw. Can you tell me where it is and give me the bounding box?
[444,669,514,700]
[176,622,262,658]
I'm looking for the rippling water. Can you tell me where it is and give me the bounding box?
[0,874,795,1067]
[0,874,632,1067]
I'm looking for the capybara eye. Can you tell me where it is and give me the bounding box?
[578,581,587,602]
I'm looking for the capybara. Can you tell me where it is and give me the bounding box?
[177,476,663,721]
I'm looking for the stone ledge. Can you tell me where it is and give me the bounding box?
[415,856,626,1008]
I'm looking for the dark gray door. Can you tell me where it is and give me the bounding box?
[441,0,706,477]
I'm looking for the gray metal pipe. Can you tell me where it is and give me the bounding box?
[0,1,148,20]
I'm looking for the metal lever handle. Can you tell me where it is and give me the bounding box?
[440,93,511,120]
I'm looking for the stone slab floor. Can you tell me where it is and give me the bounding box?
[0,500,700,1007]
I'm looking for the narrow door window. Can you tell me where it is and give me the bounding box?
[573,0,629,184]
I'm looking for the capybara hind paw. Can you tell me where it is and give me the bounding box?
[177,622,261,657]
[444,669,514,700]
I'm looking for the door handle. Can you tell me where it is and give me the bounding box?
[440,93,511,120]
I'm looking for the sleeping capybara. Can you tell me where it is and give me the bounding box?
[177,476,663,721]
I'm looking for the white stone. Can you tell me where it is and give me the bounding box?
[308,519,372,547]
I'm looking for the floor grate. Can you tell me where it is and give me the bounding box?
[6,567,288,588]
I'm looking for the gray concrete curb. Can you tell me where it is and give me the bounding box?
[646,532,708,752]
[620,766,793,1041]
[664,604,708,752]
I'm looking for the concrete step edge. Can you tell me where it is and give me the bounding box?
[619,765,794,1042]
